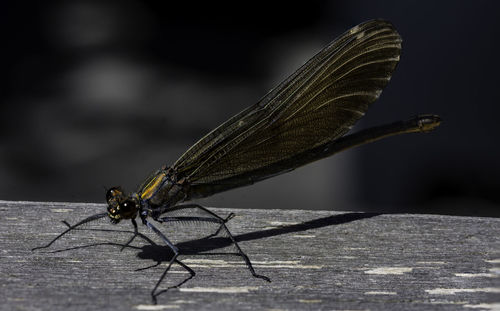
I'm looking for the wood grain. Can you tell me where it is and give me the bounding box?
[1,200,499,310]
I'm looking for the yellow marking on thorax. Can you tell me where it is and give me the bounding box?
[140,172,167,200]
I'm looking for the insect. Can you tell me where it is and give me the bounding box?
[33,19,440,303]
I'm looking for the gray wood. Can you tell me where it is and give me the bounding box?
[1,200,499,310]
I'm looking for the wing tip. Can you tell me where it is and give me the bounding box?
[349,19,401,41]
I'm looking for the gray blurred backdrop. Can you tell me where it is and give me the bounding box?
[2,1,500,217]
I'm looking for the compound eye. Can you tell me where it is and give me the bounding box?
[121,199,136,213]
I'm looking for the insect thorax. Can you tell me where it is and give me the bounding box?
[138,166,189,211]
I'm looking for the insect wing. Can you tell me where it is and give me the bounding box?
[174,20,402,199]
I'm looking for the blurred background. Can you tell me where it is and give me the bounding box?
[2,1,499,217]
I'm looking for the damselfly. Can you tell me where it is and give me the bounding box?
[33,19,441,303]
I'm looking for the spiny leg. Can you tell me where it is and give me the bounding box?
[211,212,235,238]
[143,219,185,304]
[152,259,196,303]
[135,257,195,302]
[61,217,192,303]
[156,213,270,283]
[157,203,235,238]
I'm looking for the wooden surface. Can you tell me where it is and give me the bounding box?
[1,200,499,310]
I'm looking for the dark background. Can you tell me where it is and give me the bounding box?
[2,1,500,217]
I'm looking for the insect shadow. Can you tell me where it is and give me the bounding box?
[45,211,380,302]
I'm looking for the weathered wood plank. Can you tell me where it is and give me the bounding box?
[1,200,499,310]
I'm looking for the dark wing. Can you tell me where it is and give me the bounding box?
[173,20,402,199]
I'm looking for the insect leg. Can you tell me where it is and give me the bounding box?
[60,218,140,252]
[143,219,183,304]
[156,210,271,282]
[159,203,235,238]
[210,211,235,238]
[119,218,139,251]
[59,217,192,303]
[151,259,196,304]
[32,212,108,251]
